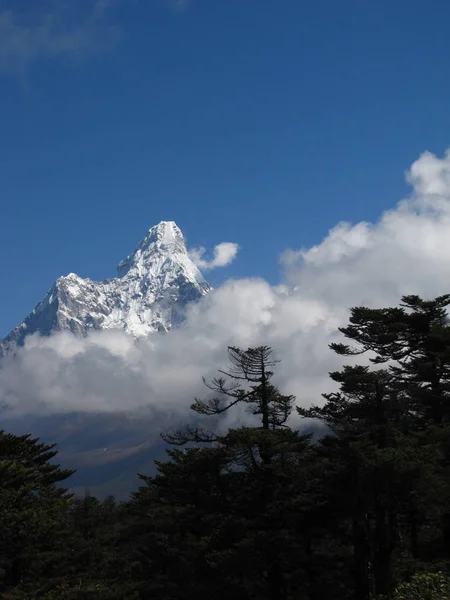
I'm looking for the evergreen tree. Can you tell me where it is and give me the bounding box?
[163,345,296,443]
[0,430,74,595]
[4,300,450,599]
[331,294,450,428]
[298,296,450,599]
[132,346,312,600]
[332,294,450,560]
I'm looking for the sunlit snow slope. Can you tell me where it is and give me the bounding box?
[1,221,210,355]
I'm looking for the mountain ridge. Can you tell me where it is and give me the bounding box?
[1,221,210,356]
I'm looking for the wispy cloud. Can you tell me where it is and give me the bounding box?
[0,0,120,76]
[167,0,191,13]
[190,242,239,270]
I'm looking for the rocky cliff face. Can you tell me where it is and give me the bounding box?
[1,221,210,355]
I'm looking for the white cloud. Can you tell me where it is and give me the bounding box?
[406,149,450,198]
[190,242,239,270]
[0,1,119,75]
[2,149,450,431]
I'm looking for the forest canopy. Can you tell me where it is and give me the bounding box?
[2,294,450,599]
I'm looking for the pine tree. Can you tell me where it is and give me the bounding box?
[0,430,74,595]
[298,300,447,599]
[163,345,296,443]
[129,445,242,599]
[332,294,450,561]
[330,294,450,428]
[132,346,312,600]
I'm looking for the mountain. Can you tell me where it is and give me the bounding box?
[1,221,210,355]
[0,220,212,498]
[3,411,175,500]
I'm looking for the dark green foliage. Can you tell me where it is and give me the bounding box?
[299,294,450,598]
[0,431,74,594]
[131,346,314,600]
[392,571,450,599]
[3,298,450,598]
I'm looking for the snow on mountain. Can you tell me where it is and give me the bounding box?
[0,221,210,355]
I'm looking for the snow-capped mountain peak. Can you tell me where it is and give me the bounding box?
[117,221,187,277]
[1,221,210,355]
[142,220,185,251]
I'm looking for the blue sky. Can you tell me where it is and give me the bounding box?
[1,0,450,338]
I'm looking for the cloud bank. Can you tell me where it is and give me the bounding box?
[2,149,450,427]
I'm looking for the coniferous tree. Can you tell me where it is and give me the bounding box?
[0,430,74,595]
[298,295,450,599]
[331,294,450,428]
[5,298,450,599]
[332,294,450,561]
[132,346,312,600]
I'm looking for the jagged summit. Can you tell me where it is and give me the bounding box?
[117,221,191,278]
[140,220,185,252]
[0,221,210,355]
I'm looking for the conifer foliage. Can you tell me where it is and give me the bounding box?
[2,296,450,599]
[0,431,74,595]
[133,345,312,600]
